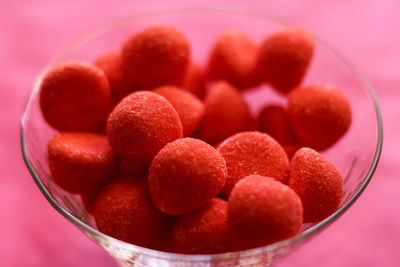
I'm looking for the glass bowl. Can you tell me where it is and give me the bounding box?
[20,7,383,267]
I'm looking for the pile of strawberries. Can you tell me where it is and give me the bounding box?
[39,25,351,254]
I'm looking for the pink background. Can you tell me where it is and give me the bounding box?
[1,0,399,266]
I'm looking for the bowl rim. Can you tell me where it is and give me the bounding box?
[20,6,383,263]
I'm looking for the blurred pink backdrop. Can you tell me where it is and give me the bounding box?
[1,0,399,266]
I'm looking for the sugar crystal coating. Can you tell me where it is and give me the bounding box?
[153,85,205,137]
[148,138,227,215]
[218,131,289,197]
[39,61,111,131]
[289,147,344,223]
[228,175,303,250]
[95,51,141,106]
[287,84,351,150]
[173,198,230,254]
[83,159,147,215]
[208,31,260,89]
[257,105,298,146]
[107,91,183,166]
[258,28,314,94]
[122,25,190,88]
[93,176,172,249]
[47,132,118,194]
[195,81,251,144]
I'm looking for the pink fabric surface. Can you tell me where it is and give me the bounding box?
[1,0,399,266]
